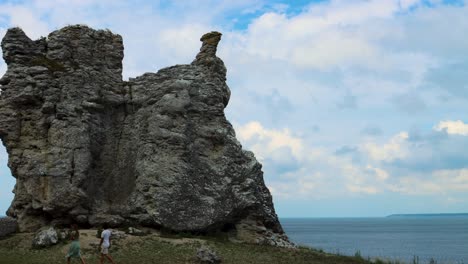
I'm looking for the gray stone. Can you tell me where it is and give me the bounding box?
[127,227,146,236]
[0,25,291,247]
[111,230,127,240]
[196,246,222,264]
[0,217,17,237]
[235,217,294,248]
[59,230,68,240]
[32,227,58,248]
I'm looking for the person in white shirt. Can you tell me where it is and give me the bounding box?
[99,224,116,264]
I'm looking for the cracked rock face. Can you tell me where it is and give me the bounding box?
[0,25,289,246]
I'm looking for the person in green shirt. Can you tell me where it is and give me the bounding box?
[66,224,86,264]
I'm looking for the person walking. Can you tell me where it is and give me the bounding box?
[99,224,116,264]
[66,224,86,264]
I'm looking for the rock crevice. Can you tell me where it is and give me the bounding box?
[0,25,289,246]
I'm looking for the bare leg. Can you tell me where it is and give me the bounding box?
[80,256,86,264]
[100,254,105,264]
[105,254,116,264]
[67,257,71,264]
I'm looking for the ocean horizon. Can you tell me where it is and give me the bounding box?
[281,216,468,264]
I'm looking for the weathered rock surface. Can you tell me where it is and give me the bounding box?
[32,227,58,248]
[0,25,290,246]
[127,227,146,236]
[0,216,17,237]
[111,230,127,240]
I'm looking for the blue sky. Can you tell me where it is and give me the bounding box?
[1,0,468,217]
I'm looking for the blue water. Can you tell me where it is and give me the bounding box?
[281,217,468,264]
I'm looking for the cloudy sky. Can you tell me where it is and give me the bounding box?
[1,0,468,217]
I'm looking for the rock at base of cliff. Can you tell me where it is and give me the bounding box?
[0,217,18,238]
[235,218,295,248]
[32,227,58,248]
[127,227,147,236]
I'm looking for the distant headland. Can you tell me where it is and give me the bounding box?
[387,213,468,218]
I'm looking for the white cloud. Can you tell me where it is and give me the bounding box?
[362,132,409,162]
[238,9,384,70]
[434,120,468,136]
[0,4,50,39]
[368,165,390,181]
[240,119,468,200]
[290,31,377,70]
[300,0,400,28]
[388,176,442,195]
[267,170,338,199]
[347,184,379,194]
[433,169,468,191]
[388,169,468,195]
[223,0,439,74]
[236,121,396,199]
[268,172,323,198]
[235,121,304,160]
[155,24,211,65]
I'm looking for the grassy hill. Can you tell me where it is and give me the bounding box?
[0,229,386,264]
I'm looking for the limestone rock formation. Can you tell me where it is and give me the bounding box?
[0,25,290,246]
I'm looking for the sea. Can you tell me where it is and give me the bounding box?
[281,217,468,264]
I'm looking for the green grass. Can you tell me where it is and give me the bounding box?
[0,231,398,264]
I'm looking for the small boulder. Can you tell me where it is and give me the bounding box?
[32,227,58,248]
[196,246,222,264]
[127,227,146,236]
[111,230,127,239]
